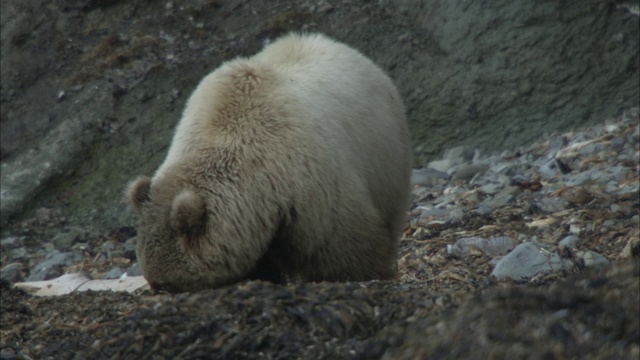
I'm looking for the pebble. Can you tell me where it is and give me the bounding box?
[0,236,25,247]
[52,226,87,250]
[491,242,570,280]
[123,237,137,260]
[104,267,126,279]
[451,164,489,181]
[0,263,24,283]
[534,196,567,213]
[27,251,82,282]
[480,185,519,209]
[448,236,514,258]
[558,235,580,249]
[575,250,610,268]
[411,168,449,186]
[126,262,143,276]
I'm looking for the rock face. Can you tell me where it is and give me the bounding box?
[1,0,638,234]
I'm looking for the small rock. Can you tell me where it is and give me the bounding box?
[451,164,489,182]
[600,219,617,230]
[602,165,628,184]
[427,158,454,173]
[0,349,17,360]
[610,204,622,212]
[27,251,82,281]
[127,262,143,276]
[3,247,27,259]
[564,172,592,187]
[428,146,475,173]
[547,135,569,151]
[558,235,580,249]
[52,227,86,250]
[610,137,626,150]
[621,236,639,258]
[448,236,514,258]
[478,182,503,195]
[458,189,481,208]
[418,207,448,218]
[104,267,126,280]
[0,236,25,248]
[476,204,493,215]
[448,207,466,222]
[575,251,610,267]
[481,185,519,209]
[411,168,449,186]
[539,159,561,179]
[444,146,475,162]
[578,143,604,156]
[0,263,25,283]
[617,182,639,195]
[491,242,570,280]
[123,237,137,260]
[535,196,567,213]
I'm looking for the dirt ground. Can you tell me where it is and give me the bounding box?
[0,261,637,359]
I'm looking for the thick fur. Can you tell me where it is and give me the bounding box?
[128,33,411,292]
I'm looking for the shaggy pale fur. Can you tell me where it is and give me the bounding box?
[128,33,411,292]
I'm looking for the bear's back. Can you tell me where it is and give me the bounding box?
[255,34,411,229]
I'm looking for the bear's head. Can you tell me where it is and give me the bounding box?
[127,176,229,292]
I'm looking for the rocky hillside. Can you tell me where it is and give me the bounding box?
[1,0,638,235]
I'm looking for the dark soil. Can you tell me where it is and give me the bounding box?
[1,262,637,359]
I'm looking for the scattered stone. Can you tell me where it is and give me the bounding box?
[526,217,558,228]
[447,236,514,258]
[418,207,448,218]
[52,227,86,250]
[104,267,126,280]
[0,263,24,283]
[476,204,493,215]
[27,251,82,282]
[451,164,489,182]
[410,168,449,186]
[126,262,143,276]
[480,185,519,209]
[621,234,640,258]
[575,250,610,268]
[0,236,25,248]
[123,237,137,260]
[558,235,580,249]
[427,146,475,172]
[491,242,570,280]
[534,196,567,213]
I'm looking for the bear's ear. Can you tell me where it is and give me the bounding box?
[170,189,206,235]
[127,176,152,213]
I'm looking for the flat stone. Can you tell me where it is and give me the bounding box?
[492,242,570,280]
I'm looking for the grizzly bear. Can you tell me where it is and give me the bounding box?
[127,33,411,292]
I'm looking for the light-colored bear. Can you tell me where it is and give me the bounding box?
[127,33,411,292]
